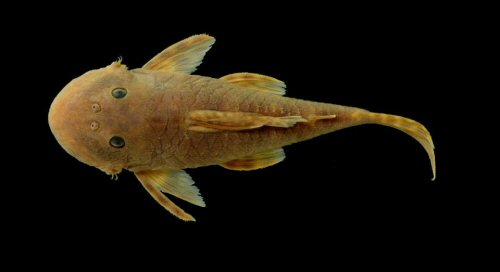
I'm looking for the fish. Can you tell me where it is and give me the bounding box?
[48,34,435,221]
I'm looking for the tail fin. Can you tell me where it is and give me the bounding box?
[354,111,436,180]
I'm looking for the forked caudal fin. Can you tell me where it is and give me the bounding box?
[353,111,436,180]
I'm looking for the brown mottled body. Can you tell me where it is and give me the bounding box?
[133,70,362,171]
[49,34,435,221]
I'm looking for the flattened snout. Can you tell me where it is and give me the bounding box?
[48,81,101,165]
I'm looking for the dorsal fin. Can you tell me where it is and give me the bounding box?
[220,73,286,96]
[188,110,307,132]
[142,34,215,74]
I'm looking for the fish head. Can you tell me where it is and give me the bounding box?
[48,60,148,177]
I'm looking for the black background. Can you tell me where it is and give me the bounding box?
[8,3,486,267]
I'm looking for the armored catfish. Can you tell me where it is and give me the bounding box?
[48,34,435,221]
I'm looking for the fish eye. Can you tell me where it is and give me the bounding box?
[111,88,127,99]
[109,136,125,148]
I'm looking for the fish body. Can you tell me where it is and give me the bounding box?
[49,35,435,221]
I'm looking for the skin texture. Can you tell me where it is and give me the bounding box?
[48,34,435,221]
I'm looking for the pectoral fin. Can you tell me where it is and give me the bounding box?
[220,148,286,170]
[142,34,215,74]
[135,168,205,221]
[220,73,286,96]
[188,110,307,132]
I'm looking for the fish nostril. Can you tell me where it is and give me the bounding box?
[92,103,101,112]
[90,121,100,131]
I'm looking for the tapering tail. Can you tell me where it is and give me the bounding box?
[352,111,436,180]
